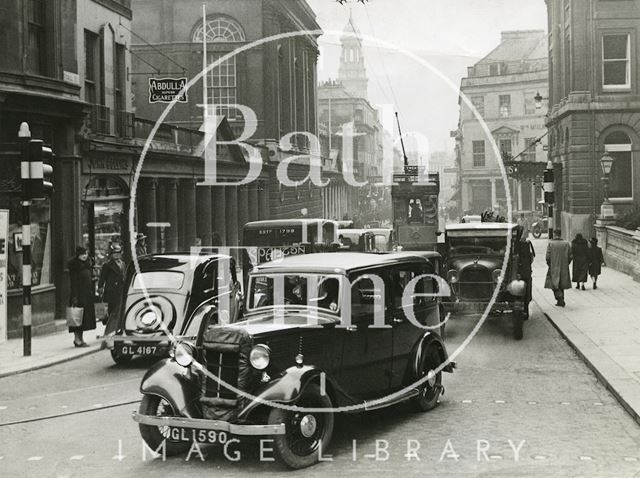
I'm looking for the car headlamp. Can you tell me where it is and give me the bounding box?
[507,279,527,297]
[492,269,503,283]
[249,344,271,370]
[447,270,458,283]
[173,342,195,367]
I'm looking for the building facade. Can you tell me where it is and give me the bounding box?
[457,30,548,216]
[545,0,640,239]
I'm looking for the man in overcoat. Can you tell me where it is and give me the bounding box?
[545,229,572,307]
[99,243,126,325]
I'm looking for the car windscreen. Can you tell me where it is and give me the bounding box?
[248,274,340,312]
[449,236,507,255]
[132,271,185,290]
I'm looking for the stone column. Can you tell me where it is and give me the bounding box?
[248,185,259,222]
[196,184,212,246]
[461,178,470,212]
[166,179,179,252]
[238,186,249,244]
[226,186,239,247]
[212,186,226,245]
[490,178,497,209]
[259,180,270,220]
[517,181,523,211]
[181,178,197,248]
[141,178,158,253]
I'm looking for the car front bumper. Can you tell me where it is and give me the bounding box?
[132,412,286,436]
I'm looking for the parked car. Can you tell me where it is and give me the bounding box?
[441,223,527,339]
[104,253,243,364]
[133,252,455,468]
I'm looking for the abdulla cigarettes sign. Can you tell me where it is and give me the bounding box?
[148,77,188,103]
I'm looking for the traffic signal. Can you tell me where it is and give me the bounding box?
[25,139,54,200]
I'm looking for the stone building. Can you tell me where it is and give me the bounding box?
[457,30,548,215]
[545,0,640,239]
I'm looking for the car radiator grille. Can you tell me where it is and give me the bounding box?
[203,349,239,401]
[458,269,494,301]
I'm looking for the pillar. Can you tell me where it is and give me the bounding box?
[226,186,239,247]
[141,178,157,253]
[196,184,212,246]
[166,179,179,252]
[259,180,270,220]
[238,186,249,244]
[182,178,197,248]
[212,186,226,245]
[248,185,259,222]
[490,178,497,209]
[517,181,523,211]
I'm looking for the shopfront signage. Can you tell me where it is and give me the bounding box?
[149,78,188,103]
[0,209,8,342]
[83,157,131,175]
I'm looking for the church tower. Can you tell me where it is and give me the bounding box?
[338,12,368,99]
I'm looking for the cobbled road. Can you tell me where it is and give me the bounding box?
[1,302,640,477]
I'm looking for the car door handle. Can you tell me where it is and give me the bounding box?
[393,317,404,324]
[345,325,357,332]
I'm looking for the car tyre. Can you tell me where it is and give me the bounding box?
[110,348,133,365]
[513,309,524,340]
[138,394,191,456]
[268,383,334,469]
[411,345,442,412]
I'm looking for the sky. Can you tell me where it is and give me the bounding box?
[307,0,548,154]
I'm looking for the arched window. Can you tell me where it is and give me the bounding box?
[604,130,633,199]
[192,16,245,120]
[192,16,245,43]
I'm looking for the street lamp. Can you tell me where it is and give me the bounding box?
[599,151,615,218]
[534,91,547,110]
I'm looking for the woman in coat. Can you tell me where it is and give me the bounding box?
[68,246,96,347]
[588,238,605,289]
[571,233,590,290]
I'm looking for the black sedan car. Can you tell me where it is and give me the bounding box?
[133,252,454,468]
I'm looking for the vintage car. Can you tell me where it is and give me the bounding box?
[133,253,454,469]
[104,254,243,364]
[441,223,527,340]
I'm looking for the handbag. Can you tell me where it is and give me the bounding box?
[66,306,84,328]
[94,301,109,322]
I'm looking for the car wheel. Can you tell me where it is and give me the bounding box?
[138,394,191,456]
[411,345,442,412]
[513,309,524,340]
[110,348,132,365]
[268,383,334,469]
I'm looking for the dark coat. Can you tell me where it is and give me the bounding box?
[67,257,96,331]
[545,239,572,290]
[571,238,590,283]
[518,240,535,279]
[589,246,604,276]
[99,258,126,305]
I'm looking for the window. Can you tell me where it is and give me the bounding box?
[26,0,47,75]
[523,138,537,162]
[192,16,245,43]
[472,140,485,167]
[84,30,100,104]
[489,63,499,76]
[602,34,630,89]
[604,131,633,199]
[499,139,512,160]
[471,96,485,116]
[499,95,511,117]
[207,53,238,120]
[524,92,537,115]
[114,43,127,136]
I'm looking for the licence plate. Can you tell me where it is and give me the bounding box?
[116,343,158,356]
[168,427,230,444]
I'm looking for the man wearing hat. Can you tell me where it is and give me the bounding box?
[99,244,126,325]
[135,232,148,256]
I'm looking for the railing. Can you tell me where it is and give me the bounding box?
[88,104,111,135]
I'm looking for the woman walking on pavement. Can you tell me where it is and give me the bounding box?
[589,237,605,289]
[571,233,589,290]
[67,246,96,347]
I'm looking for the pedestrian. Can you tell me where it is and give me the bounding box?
[135,232,148,256]
[588,237,605,289]
[571,233,589,290]
[517,229,535,318]
[99,243,126,327]
[67,246,96,347]
[544,229,572,307]
[517,212,530,239]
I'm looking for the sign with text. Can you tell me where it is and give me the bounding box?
[148,77,188,103]
[0,210,8,342]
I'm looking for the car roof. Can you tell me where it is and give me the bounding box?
[252,252,436,275]
[243,219,337,229]
[136,253,231,272]
[446,222,516,232]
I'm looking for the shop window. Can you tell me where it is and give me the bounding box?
[602,34,630,90]
[604,131,633,199]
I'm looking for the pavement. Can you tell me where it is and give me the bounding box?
[530,237,640,425]
[0,321,105,378]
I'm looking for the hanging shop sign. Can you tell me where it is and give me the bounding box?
[149,78,188,103]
